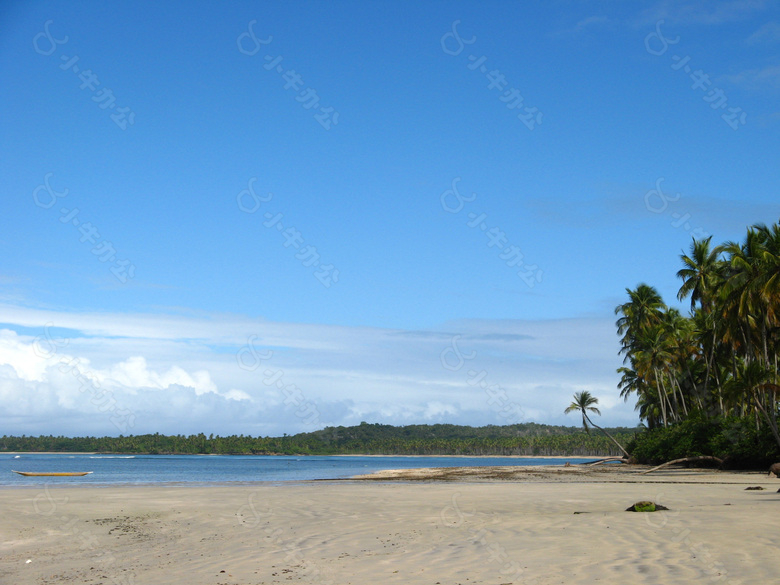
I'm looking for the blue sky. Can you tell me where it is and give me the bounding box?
[1,0,778,437]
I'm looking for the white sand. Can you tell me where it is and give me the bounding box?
[1,467,777,584]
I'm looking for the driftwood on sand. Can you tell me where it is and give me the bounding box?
[584,456,628,466]
[639,455,724,475]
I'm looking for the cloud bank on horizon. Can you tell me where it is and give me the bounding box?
[1,0,778,436]
[0,306,629,436]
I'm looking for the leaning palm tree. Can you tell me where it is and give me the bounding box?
[565,391,630,458]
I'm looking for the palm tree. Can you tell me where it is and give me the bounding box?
[662,308,695,417]
[753,223,780,323]
[691,302,725,413]
[564,391,630,458]
[615,284,665,354]
[617,365,645,405]
[677,236,721,313]
[633,392,662,430]
[633,325,676,426]
[724,360,780,449]
[721,235,762,356]
[614,219,780,459]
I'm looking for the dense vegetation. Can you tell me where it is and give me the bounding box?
[627,414,779,468]
[0,422,636,457]
[617,221,780,466]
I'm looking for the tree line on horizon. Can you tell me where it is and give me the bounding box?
[613,220,780,465]
[0,422,636,457]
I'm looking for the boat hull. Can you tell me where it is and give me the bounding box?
[12,471,93,477]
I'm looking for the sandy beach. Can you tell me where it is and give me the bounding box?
[1,466,778,585]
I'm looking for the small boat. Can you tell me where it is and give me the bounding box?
[12,471,93,477]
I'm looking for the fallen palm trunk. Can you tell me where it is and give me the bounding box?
[584,456,628,466]
[639,455,723,475]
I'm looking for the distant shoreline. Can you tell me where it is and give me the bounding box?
[5,451,98,455]
[4,452,606,459]
[334,454,595,459]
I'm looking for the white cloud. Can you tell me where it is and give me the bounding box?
[0,328,54,382]
[551,15,613,39]
[637,0,768,26]
[0,305,638,436]
[746,20,780,44]
[724,65,780,91]
[423,401,459,419]
[575,16,610,29]
[223,389,252,401]
[99,356,217,396]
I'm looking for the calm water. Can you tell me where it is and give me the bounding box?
[2,453,595,486]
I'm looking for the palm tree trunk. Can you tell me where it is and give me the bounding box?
[661,374,675,423]
[703,328,717,401]
[773,355,779,432]
[714,367,724,415]
[654,367,668,426]
[584,413,630,458]
[753,392,780,450]
[761,320,770,368]
[673,377,688,417]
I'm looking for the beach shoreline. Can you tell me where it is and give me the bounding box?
[2,466,778,584]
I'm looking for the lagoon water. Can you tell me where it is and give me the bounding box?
[2,453,594,486]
